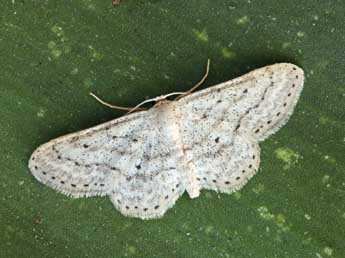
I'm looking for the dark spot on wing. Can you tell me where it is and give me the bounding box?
[70,136,79,143]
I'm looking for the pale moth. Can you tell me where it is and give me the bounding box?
[29,62,304,219]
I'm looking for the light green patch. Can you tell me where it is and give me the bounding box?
[78,202,86,210]
[63,45,72,54]
[319,115,330,125]
[323,246,333,256]
[304,214,311,220]
[204,192,213,199]
[47,41,56,49]
[48,26,70,58]
[193,28,209,42]
[252,183,265,194]
[324,155,336,165]
[322,175,330,184]
[297,31,305,37]
[37,108,45,118]
[257,206,274,220]
[236,15,249,25]
[88,45,103,61]
[233,191,241,200]
[205,225,214,235]
[274,214,286,227]
[317,60,330,71]
[51,25,65,38]
[51,25,62,34]
[246,225,253,233]
[127,245,136,255]
[70,67,79,75]
[302,237,312,245]
[83,77,94,87]
[51,49,62,58]
[87,3,96,10]
[274,147,300,169]
[257,206,290,231]
[221,47,236,59]
[282,42,292,48]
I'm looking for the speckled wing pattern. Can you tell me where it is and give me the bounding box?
[177,63,304,196]
[29,63,304,219]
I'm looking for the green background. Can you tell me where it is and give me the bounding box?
[1,1,344,257]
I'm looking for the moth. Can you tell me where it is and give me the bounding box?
[29,62,304,219]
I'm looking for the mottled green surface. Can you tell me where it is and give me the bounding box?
[1,1,344,258]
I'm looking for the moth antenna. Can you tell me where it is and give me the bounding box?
[175,59,210,100]
[89,92,147,112]
[126,92,186,114]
